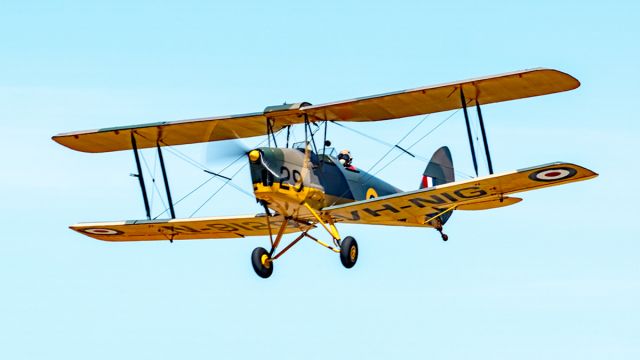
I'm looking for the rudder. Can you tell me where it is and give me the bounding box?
[420,146,455,189]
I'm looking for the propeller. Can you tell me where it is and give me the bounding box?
[205,139,283,179]
[205,138,251,165]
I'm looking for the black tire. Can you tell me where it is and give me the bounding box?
[251,247,273,278]
[340,236,358,269]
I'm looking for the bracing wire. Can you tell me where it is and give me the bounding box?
[189,129,286,217]
[189,160,251,218]
[139,150,154,210]
[368,97,479,180]
[371,109,470,178]
[139,149,168,216]
[331,121,445,165]
[151,129,285,219]
[327,110,472,205]
[150,152,158,210]
[332,122,396,148]
[153,176,216,219]
[150,147,250,220]
[364,114,431,174]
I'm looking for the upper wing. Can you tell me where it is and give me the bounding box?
[71,214,313,242]
[303,68,579,122]
[52,112,270,153]
[321,162,597,226]
[52,68,578,153]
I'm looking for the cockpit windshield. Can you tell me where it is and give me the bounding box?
[291,142,337,158]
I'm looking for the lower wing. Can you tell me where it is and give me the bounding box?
[71,214,313,242]
[321,162,597,226]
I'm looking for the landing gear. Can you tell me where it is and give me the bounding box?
[436,227,448,241]
[340,236,358,268]
[251,247,273,278]
[425,206,455,242]
[251,202,359,278]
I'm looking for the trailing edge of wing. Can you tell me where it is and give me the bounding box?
[321,162,596,226]
[71,214,313,241]
[52,68,579,153]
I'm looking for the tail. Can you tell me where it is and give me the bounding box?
[420,146,455,226]
[420,146,455,189]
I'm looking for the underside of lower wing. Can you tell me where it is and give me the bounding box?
[321,162,597,226]
[71,214,313,242]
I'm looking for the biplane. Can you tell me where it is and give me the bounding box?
[52,68,597,278]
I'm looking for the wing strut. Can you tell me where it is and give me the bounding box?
[156,142,176,219]
[460,87,495,176]
[460,87,479,176]
[475,100,494,175]
[131,132,151,220]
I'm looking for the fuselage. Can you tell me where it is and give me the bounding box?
[248,146,401,217]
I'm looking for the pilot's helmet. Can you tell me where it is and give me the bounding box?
[338,149,352,165]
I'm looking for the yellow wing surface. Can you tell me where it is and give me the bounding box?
[303,68,578,122]
[321,162,597,226]
[71,214,312,242]
[52,68,578,153]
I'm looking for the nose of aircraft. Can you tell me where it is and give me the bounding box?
[247,148,282,187]
[248,149,261,163]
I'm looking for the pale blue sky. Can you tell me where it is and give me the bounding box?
[1,1,639,359]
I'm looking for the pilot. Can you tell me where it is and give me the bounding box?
[338,149,353,168]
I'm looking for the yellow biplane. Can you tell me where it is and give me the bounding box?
[53,68,597,278]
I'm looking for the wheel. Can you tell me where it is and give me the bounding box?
[340,236,358,269]
[251,247,273,278]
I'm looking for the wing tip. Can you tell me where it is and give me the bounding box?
[529,67,581,91]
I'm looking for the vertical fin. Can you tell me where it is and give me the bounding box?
[420,146,455,189]
[420,146,455,225]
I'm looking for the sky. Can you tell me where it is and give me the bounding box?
[1,1,639,359]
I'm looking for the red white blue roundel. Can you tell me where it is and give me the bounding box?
[528,167,577,182]
[82,228,123,235]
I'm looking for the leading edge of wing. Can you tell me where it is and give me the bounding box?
[70,214,313,242]
[321,162,597,225]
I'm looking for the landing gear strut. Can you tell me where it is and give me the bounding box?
[250,208,290,279]
[250,202,359,278]
[303,202,359,270]
[426,207,455,242]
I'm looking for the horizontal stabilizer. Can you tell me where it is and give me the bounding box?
[322,162,597,226]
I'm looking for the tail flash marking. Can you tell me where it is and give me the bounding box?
[421,175,434,188]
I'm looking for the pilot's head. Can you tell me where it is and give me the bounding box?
[338,149,352,166]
